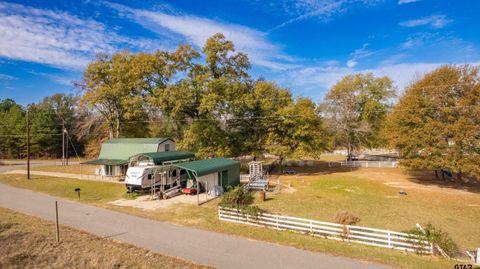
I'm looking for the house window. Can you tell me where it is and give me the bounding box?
[164,144,170,152]
[104,165,113,176]
[148,174,152,180]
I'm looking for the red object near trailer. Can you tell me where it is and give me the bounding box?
[182,188,197,195]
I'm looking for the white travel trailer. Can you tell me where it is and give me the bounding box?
[125,151,195,193]
[125,165,186,193]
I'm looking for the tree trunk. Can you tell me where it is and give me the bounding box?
[279,156,284,173]
[434,170,439,179]
[347,139,352,161]
[115,117,120,138]
[457,172,468,183]
[441,169,446,181]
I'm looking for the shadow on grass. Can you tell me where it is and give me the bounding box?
[269,160,360,177]
[404,169,480,194]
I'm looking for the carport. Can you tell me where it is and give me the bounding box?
[174,158,240,205]
[128,151,195,166]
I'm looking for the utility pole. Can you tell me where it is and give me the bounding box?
[65,129,69,166]
[62,120,65,166]
[26,109,30,179]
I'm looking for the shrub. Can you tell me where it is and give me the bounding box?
[407,223,459,257]
[335,211,360,241]
[220,186,264,216]
[220,186,254,207]
[335,211,360,225]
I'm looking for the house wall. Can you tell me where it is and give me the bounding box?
[96,165,127,177]
[158,140,176,152]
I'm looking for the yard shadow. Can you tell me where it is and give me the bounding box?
[269,161,360,177]
[404,169,480,194]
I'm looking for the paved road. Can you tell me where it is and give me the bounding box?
[0,160,79,173]
[0,183,392,269]
[4,170,123,184]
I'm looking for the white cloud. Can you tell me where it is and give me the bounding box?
[346,60,358,68]
[0,73,16,80]
[346,43,374,67]
[400,15,451,29]
[106,2,297,70]
[265,0,381,31]
[0,2,160,69]
[398,0,421,5]
[278,61,480,100]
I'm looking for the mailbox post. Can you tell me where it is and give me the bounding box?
[74,188,81,200]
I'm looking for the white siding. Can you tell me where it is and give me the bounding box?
[157,140,176,152]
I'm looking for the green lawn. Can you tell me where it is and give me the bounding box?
[33,164,97,175]
[261,173,480,251]
[318,154,347,162]
[0,174,125,204]
[0,172,475,269]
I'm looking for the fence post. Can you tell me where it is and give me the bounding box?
[387,232,392,248]
[276,215,279,230]
[310,220,313,235]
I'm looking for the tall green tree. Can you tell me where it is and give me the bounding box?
[0,99,25,158]
[322,73,395,159]
[385,65,480,182]
[266,98,326,166]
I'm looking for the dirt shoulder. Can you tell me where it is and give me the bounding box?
[0,207,212,269]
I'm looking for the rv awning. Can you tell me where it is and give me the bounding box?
[173,158,239,177]
[81,159,128,166]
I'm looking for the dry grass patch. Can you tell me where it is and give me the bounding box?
[34,164,96,175]
[0,207,212,269]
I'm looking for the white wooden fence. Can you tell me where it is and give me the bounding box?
[339,160,398,168]
[219,207,432,254]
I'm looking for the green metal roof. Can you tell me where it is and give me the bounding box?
[104,138,171,144]
[98,138,172,161]
[129,151,195,165]
[82,159,128,165]
[174,158,240,177]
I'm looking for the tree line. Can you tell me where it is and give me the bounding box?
[1,33,479,181]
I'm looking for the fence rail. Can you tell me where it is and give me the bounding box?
[339,160,398,168]
[218,207,432,254]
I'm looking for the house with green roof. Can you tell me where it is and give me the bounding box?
[83,138,176,177]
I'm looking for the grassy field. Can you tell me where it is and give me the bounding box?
[0,173,469,269]
[318,154,347,162]
[0,207,211,269]
[0,174,126,204]
[263,169,480,251]
[33,164,97,175]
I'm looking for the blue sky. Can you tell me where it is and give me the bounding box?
[0,0,478,105]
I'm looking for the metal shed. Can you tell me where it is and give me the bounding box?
[128,151,195,166]
[174,158,240,189]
